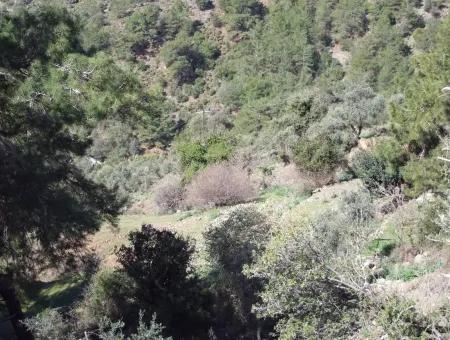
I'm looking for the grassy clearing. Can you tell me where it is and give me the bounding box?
[89,210,215,267]
[22,275,87,315]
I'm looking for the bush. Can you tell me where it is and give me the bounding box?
[77,269,137,328]
[184,164,256,208]
[88,120,139,161]
[294,136,342,173]
[116,224,209,338]
[25,308,170,340]
[204,206,271,335]
[24,309,73,340]
[160,32,220,86]
[401,157,448,198]
[152,175,184,214]
[352,151,392,191]
[177,135,233,180]
[86,155,177,202]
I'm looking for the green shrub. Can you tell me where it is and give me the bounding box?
[367,238,396,256]
[125,5,162,55]
[204,206,271,335]
[376,297,432,338]
[332,0,368,40]
[78,269,137,327]
[352,151,392,191]
[294,136,342,173]
[219,0,264,31]
[177,135,233,180]
[25,308,170,340]
[246,189,374,338]
[24,309,73,340]
[88,155,176,202]
[336,169,355,182]
[161,32,219,85]
[109,0,134,18]
[160,0,193,40]
[401,157,447,197]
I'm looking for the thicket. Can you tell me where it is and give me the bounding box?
[3,1,450,339]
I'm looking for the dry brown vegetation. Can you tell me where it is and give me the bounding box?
[184,163,256,208]
[152,174,184,214]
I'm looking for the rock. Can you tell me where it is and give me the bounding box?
[414,254,426,264]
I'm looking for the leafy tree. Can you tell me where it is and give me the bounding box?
[0,6,122,339]
[15,53,174,144]
[204,206,272,338]
[116,225,210,338]
[161,32,220,86]
[125,5,162,55]
[0,5,80,69]
[332,0,368,41]
[391,17,450,154]
[326,82,386,139]
[246,190,375,338]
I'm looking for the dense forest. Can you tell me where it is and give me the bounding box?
[1,0,450,339]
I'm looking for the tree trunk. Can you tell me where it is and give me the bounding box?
[0,275,34,340]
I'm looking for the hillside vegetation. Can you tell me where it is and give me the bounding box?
[1,0,450,339]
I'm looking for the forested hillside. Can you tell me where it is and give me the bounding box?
[1,0,450,339]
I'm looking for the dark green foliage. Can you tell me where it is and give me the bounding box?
[75,0,110,54]
[332,0,368,40]
[117,225,210,338]
[16,53,174,144]
[161,32,220,86]
[196,0,213,11]
[219,0,265,31]
[352,151,396,191]
[0,84,121,275]
[390,18,450,153]
[125,5,162,55]
[204,206,272,338]
[401,157,448,197]
[217,0,319,109]
[160,0,194,40]
[350,31,408,91]
[294,136,342,172]
[0,5,80,69]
